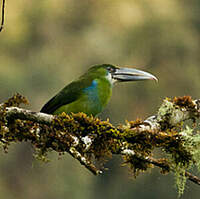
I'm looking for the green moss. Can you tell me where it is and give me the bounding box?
[180,126,200,171]
[163,125,200,196]
[122,153,154,177]
[1,94,200,196]
[174,165,187,197]
[3,93,29,107]
[173,96,196,111]
[33,148,50,163]
[157,98,179,129]
[157,98,175,121]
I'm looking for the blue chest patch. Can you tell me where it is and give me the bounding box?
[83,80,99,101]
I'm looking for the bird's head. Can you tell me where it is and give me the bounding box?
[85,64,158,85]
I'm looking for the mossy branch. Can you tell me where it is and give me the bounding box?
[1,94,200,195]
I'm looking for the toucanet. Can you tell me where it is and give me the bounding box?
[41,64,157,116]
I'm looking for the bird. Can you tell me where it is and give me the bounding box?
[41,64,157,116]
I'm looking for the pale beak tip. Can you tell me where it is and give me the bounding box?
[152,76,158,82]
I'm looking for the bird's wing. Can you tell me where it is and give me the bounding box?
[40,78,91,114]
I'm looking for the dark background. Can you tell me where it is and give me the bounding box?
[0,0,200,198]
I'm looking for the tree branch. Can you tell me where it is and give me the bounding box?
[1,94,200,194]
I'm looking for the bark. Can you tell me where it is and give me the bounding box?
[0,94,200,191]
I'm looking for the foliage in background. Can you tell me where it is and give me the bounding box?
[1,0,200,199]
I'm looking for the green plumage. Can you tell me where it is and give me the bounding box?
[41,64,157,116]
[41,65,112,115]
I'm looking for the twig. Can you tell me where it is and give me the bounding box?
[69,147,102,175]
[121,149,200,186]
[185,171,200,185]
[1,106,102,175]
[131,97,200,132]
[0,0,5,32]
[146,157,200,185]
[68,134,101,175]
[5,106,54,124]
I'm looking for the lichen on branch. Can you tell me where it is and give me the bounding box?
[0,94,200,195]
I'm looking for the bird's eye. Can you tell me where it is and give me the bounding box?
[107,67,116,73]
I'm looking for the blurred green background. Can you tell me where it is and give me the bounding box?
[1,0,200,198]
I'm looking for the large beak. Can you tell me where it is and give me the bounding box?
[112,67,158,82]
